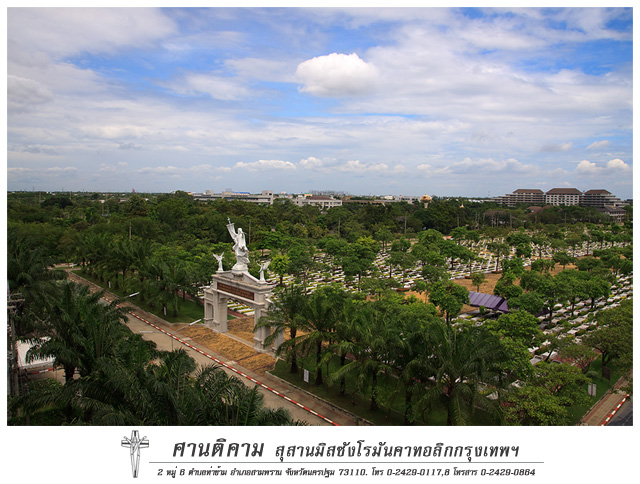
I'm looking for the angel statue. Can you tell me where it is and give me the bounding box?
[259,260,271,282]
[213,252,224,272]
[226,218,249,272]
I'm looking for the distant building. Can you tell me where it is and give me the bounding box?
[342,194,419,206]
[544,188,583,206]
[193,189,274,205]
[581,189,623,208]
[494,189,545,207]
[495,187,626,210]
[294,194,342,210]
[597,205,627,223]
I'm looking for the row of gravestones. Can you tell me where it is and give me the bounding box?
[226,240,625,316]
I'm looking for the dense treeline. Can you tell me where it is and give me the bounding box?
[7,236,303,425]
[7,190,630,262]
[258,283,632,426]
[7,190,633,425]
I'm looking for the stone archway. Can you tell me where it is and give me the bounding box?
[203,270,282,353]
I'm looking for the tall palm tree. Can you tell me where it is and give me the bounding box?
[275,289,339,385]
[21,348,302,426]
[331,302,402,411]
[298,290,339,385]
[411,322,507,425]
[142,257,191,317]
[7,231,65,306]
[255,284,307,373]
[28,281,129,382]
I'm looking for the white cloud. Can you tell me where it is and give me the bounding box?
[540,142,573,152]
[234,160,296,171]
[575,159,599,174]
[606,158,631,172]
[98,164,117,173]
[46,166,77,174]
[137,165,181,174]
[4,8,633,198]
[82,125,153,140]
[339,160,387,173]
[8,8,177,58]
[8,167,33,174]
[575,158,631,176]
[165,73,250,101]
[433,157,537,175]
[118,143,142,151]
[7,75,53,113]
[299,157,326,169]
[296,53,379,97]
[586,140,610,150]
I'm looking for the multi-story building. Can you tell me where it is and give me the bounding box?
[495,187,626,209]
[293,194,342,210]
[581,189,623,208]
[192,189,274,205]
[544,188,583,206]
[494,189,545,207]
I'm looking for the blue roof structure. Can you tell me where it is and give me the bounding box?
[468,291,510,313]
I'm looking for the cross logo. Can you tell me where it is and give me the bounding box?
[121,430,149,478]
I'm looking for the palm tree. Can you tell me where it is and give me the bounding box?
[143,257,191,317]
[331,302,402,411]
[27,281,129,382]
[7,232,65,335]
[273,289,340,386]
[298,290,339,385]
[255,284,307,373]
[186,363,300,425]
[411,322,506,425]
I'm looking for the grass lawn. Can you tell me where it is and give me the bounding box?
[72,270,207,324]
[567,357,624,424]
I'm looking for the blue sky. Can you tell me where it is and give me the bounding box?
[6,6,634,199]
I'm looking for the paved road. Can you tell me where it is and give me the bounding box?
[579,371,632,426]
[66,270,358,426]
[123,310,341,426]
[607,397,633,426]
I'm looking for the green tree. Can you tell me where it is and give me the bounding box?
[255,284,307,373]
[412,323,507,425]
[429,280,469,325]
[331,301,402,411]
[554,270,588,317]
[583,299,633,372]
[27,281,129,383]
[471,272,486,292]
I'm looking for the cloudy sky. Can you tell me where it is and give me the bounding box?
[6,6,634,198]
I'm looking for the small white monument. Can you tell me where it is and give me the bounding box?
[259,260,271,282]
[213,252,224,272]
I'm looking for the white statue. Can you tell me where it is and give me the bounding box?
[213,252,224,272]
[226,218,249,272]
[259,260,271,282]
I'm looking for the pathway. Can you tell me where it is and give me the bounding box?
[67,270,360,427]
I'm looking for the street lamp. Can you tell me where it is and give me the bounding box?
[175,318,202,331]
